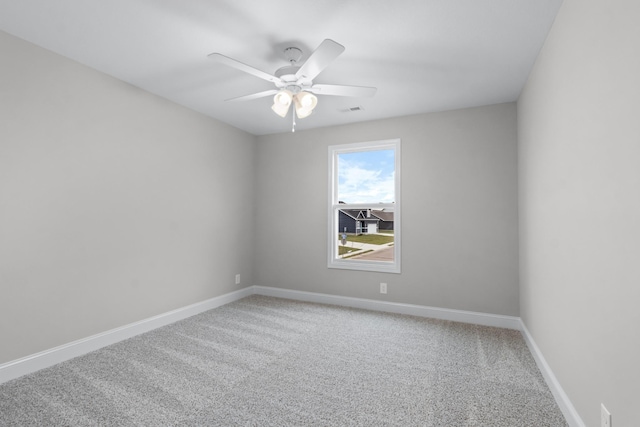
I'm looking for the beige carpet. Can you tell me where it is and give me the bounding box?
[0,295,567,426]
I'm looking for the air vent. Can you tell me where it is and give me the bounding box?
[340,106,365,113]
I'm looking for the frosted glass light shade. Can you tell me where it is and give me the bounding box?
[271,90,293,117]
[297,92,317,109]
[293,92,317,119]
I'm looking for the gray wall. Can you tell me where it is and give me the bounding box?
[0,31,256,364]
[518,0,640,425]
[4,2,637,423]
[254,103,519,316]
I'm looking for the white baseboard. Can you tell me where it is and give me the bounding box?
[519,321,585,427]
[252,286,522,330]
[0,283,583,427]
[0,285,521,385]
[0,286,253,385]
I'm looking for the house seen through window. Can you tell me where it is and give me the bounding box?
[328,139,400,273]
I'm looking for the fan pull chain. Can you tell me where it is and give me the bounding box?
[292,110,296,133]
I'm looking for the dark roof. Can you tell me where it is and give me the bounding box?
[339,209,380,222]
[371,210,394,222]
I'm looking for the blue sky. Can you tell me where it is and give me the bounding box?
[338,149,395,204]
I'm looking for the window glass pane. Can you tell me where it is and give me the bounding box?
[338,149,395,204]
[336,207,395,262]
[328,139,400,274]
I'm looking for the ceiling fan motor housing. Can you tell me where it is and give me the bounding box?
[274,65,312,93]
[275,65,300,81]
[275,46,312,89]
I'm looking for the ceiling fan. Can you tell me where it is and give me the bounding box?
[208,39,376,128]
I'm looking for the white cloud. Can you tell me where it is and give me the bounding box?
[338,157,395,204]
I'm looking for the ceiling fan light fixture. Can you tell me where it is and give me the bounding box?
[274,89,293,106]
[297,91,317,109]
[272,89,293,117]
[271,102,290,118]
[294,100,313,119]
[293,92,317,119]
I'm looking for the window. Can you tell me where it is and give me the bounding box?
[328,139,401,273]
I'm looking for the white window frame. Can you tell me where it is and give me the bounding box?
[327,139,401,274]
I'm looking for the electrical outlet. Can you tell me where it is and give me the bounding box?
[601,403,611,427]
[235,274,241,285]
[380,282,387,294]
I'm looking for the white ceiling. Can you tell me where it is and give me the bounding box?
[0,0,563,136]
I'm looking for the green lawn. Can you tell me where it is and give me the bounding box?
[338,246,359,255]
[339,234,394,245]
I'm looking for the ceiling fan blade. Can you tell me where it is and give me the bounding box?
[225,89,279,102]
[208,53,280,84]
[309,84,377,98]
[295,39,345,81]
